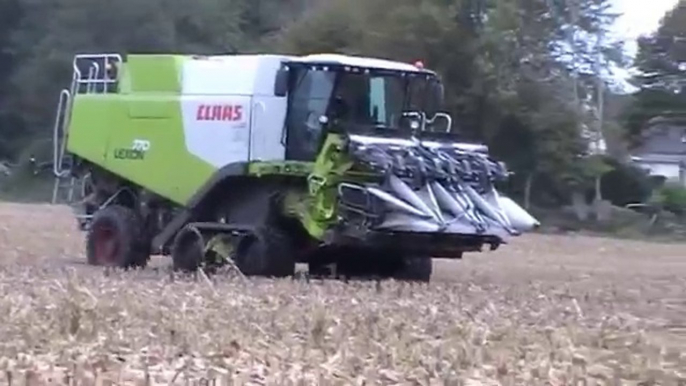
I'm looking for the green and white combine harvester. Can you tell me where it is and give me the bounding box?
[51,52,540,282]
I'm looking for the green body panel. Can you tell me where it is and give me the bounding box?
[66,96,117,165]
[249,135,371,241]
[247,161,313,177]
[66,55,215,205]
[117,55,184,94]
[302,134,356,239]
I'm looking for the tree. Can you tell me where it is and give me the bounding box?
[0,0,23,159]
[2,0,247,162]
[623,0,686,146]
[478,0,625,205]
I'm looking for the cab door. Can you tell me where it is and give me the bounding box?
[285,69,336,161]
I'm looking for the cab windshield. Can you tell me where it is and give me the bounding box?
[284,64,443,160]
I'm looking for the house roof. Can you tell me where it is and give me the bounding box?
[633,116,686,156]
[645,114,686,127]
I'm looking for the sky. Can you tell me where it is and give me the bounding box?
[608,0,680,89]
[610,0,680,55]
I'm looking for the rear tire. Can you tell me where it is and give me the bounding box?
[86,205,149,268]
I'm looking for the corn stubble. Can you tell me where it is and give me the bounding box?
[0,203,685,385]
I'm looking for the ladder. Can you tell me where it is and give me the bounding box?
[52,53,123,205]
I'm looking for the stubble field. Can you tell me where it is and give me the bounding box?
[0,202,685,385]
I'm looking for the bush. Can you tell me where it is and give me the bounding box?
[600,159,655,207]
[653,182,686,216]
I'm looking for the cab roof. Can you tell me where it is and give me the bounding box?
[182,52,435,75]
[287,53,435,75]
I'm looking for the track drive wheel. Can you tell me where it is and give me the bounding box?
[86,205,149,268]
[171,225,205,273]
[234,227,296,278]
[393,256,433,283]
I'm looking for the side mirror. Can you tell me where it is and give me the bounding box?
[274,67,289,97]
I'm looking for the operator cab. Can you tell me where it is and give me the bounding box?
[274,54,448,161]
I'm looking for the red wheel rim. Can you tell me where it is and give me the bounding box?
[92,222,119,265]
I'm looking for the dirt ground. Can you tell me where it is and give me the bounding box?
[0,202,685,385]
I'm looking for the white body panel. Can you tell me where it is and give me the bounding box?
[181,54,287,96]
[180,55,291,165]
[249,96,288,161]
[180,95,252,167]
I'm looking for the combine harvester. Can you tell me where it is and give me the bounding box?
[51,52,539,281]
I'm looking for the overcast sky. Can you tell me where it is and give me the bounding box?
[606,0,679,88]
[610,0,680,54]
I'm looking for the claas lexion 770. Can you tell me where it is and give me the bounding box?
[51,52,540,282]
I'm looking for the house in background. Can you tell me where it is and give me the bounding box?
[630,116,686,185]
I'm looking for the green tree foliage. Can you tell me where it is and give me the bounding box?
[474,0,624,204]
[4,0,246,133]
[0,0,23,159]
[623,0,686,146]
[653,182,686,216]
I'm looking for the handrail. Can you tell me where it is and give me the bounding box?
[86,62,100,93]
[426,112,453,133]
[402,110,453,133]
[52,89,71,177]
[72,53,122,94]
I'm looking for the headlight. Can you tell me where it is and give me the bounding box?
[410,119,421,130]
